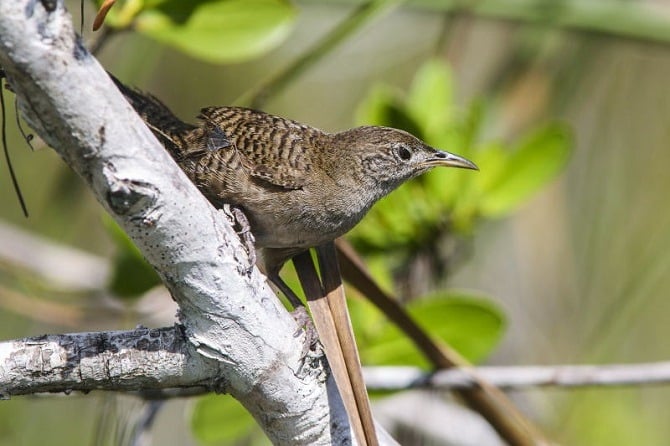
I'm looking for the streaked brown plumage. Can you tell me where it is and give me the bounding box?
[112,77,477,303]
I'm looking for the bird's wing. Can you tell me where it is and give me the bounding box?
[179,123,232,159]
[197,106,315,190]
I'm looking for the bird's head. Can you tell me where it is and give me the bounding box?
[331,126,477,194]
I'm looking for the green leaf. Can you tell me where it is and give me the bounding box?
[135,0,296,64]
[104,216,161,298]
[346,293,387,347]
[422,161,473,227]
[191,394,260,444]
[360,292,506,366]
[460,99,485,155]
[479,123,572,217]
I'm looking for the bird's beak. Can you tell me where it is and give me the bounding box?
[425,149,479,170]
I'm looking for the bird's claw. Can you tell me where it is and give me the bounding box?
[290,306,321,354]
[230,206,256,272]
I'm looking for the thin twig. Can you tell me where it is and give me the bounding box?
[364,362,670,390]
[0,76,28,217]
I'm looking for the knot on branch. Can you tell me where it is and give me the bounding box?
[104,164,158,217]
[39,0,58,13]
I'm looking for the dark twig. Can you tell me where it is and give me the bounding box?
[0,74,28,217]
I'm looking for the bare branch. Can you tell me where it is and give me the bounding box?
[364,363,670,390]
[0,327,213,396]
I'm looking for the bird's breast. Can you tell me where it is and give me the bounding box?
[243,184,373,250]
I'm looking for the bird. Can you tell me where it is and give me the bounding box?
[110,76,478,308]
[110,75,477,446]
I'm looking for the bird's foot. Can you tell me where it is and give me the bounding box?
[290,306,320,354]
[230,206,256,270]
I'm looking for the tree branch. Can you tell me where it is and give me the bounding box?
[0,327,213,396]
[364,362,670,390]
[0,1,356,443]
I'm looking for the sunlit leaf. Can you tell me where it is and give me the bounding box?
[134,0,296,63]
[360,292,506,366]
[471,143,509,193]
[353,60,571,259]
[479,124,572,217]
[191,394,259,444]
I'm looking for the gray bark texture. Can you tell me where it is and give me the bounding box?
[0,0,354,444]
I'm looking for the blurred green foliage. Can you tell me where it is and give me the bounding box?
[565,391,663,446]
[97,0,296,63]
[191,394,270,446]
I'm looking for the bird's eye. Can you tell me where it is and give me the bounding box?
[395,145,412,161]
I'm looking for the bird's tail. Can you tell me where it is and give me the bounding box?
[109,73,195,160]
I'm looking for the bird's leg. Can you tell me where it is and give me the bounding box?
[267,271,305,309]
[260,247,311,312]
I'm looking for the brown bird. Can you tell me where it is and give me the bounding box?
[111,77,477,306]
[111,75,477,445]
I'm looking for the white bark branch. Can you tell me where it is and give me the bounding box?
[0,1,356,444]
[0,327,213,396]
[6,327,666,397]
[364,363,670,390]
